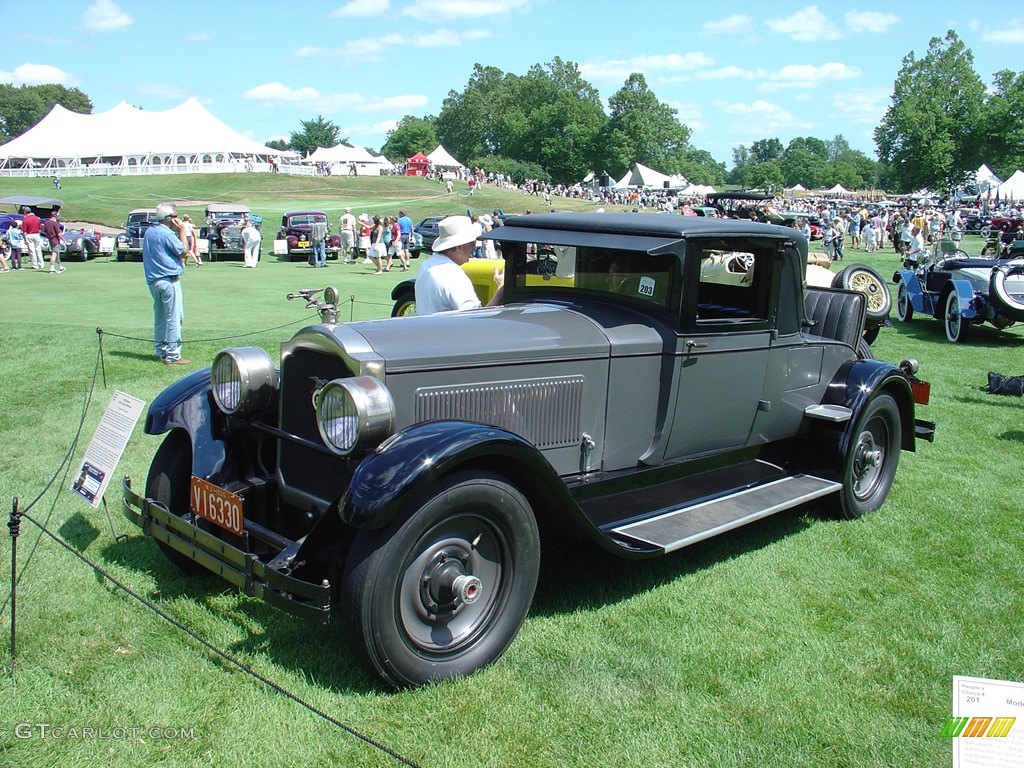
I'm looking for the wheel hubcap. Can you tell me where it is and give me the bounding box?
[852,431,885,499]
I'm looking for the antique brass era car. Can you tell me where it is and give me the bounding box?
[123,213,934,688]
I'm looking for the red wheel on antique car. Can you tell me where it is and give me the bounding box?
[831,393,901,519]
[145,431,205,574]
[895,281,913,322]
[341,471,540,688]
[944,290,969,343]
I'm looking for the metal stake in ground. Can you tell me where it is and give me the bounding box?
[7,497,20,675]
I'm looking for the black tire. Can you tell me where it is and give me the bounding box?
[391,288,416,317]
[861,323,880,345]
[944,290,969,343]
[856,337,873,359]
[341,471,540,688]
[831,393,901,518]
[895,281,913,322]
[145,431,204,575]
[835,264,891,323]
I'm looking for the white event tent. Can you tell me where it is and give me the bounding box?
[0,98,288,176]
[994,169,1024,201]
[613,162,687,189]
[974,164,1001,191]
[426,145,464,169]
[305,144,392,175]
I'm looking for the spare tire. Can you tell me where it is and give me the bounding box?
[833,264,892,324]
[989,264,1024,322]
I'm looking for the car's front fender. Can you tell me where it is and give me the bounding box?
[823,359,916,453]
[342,420,579,530]
[145,367,227,478]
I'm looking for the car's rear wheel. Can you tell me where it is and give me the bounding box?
[341,471,540,688]
[145,431,204,574]
[831,393,901,518]
[895,281,913,322]
[391,287,416,317]
[944,290,969,343]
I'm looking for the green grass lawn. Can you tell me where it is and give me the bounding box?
[1,178,1022,767]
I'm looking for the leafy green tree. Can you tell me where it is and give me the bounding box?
[289,115,344,157]
[875,30,986,193]
[825,134,851,162]
[381,115,438,162]
[781,147,827,189]
[0,83,93,142]
[598,73,692,178]
[747,160,785,193]
[750,138,784,165]
[435,65,509,163]
[981,69,1024,179]
[786,136,829,161]
[726,144,752,186]
[676,148,726,186]
[264,138,289,151]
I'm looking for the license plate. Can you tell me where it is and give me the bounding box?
[190,476,244,536]
[298,240,310,247]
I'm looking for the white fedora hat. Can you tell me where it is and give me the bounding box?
[432,215,482,252]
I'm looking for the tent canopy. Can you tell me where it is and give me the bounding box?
[307,144,388,165]
[613,162,687,189]
[995,169,1024,200]
[0,98,285,163]
[426,145,463,168]
[824,183,850,194]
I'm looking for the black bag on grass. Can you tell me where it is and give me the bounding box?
[986,372,1024,397]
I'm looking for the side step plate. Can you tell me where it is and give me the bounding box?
[609,474,841,554]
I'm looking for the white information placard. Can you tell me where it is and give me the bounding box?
[952,676,1024,768]
[70,391,146,507]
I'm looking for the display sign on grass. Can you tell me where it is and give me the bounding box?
[70,391,145,507]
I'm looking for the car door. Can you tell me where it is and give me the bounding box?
[660,238,775,460]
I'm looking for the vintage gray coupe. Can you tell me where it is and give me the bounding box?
[122,213,933,688]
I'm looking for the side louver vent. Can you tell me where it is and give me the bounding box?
[415,376,584,448]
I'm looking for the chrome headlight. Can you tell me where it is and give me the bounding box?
[210,347,277,415]
[314,376,395,456]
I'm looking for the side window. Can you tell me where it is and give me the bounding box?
[696,244,770,322]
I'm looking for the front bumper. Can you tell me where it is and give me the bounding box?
[121,476,331,622]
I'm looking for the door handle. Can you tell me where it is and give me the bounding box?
[686,340,709,349]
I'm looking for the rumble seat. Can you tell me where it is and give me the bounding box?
[803,287,865,349]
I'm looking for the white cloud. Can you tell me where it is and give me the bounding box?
[844,11,901,33]
[0,63,76,86]
[403,0,530,21]
[84,0,133,31]
[701,14,755,35]
[244,83,427,115]
[830,87,891,124]
[761,62,861,91]
[184,32,210,43]
[696,66,755,81]
[297,28,467,60]
[982,20,1024,43]
[244,82,323,102]
[330,0,389,16]
[767,5,840,41]
[719,100,815,132]
[581,52,714,84]
[668,102,705,133]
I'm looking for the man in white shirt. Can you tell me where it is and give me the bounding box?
[338,207,356,263]
[241,220,262,267]
[415,215,503,315]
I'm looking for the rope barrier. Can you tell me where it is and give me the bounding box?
[2,326,426,768]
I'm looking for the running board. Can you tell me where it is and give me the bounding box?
[609,474,841,554]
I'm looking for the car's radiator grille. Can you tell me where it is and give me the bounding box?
[414,376,584,449]
[279,348,351,499]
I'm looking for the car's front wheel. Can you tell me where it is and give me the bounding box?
[944,290,969,343]
[341,471,540,688]
[895,281,913,322]
[391,287,416,317]
[145,431,204,575]
[831,393,901,518]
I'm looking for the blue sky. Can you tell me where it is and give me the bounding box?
[3,0,1024,166]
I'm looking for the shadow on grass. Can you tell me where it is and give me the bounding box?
[105,348,157,363]
[885,317,1024,347]
[999,430,1024,443]
[100,534,379,692]
[530,504,816,618]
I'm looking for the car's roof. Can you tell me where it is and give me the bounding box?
[284,210,326,216]
[488,211,799,247]
[207,203,251,213]
[128,208,158,214]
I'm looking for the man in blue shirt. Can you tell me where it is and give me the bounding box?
[143,203,189,364]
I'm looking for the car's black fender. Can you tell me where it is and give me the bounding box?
[390,279,416,301]
[822,359,917,455]
[144,367,227,478]
[342,419,585,535]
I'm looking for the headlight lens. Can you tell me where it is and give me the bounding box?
[315,376,395,456]
[210,347,277,415]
